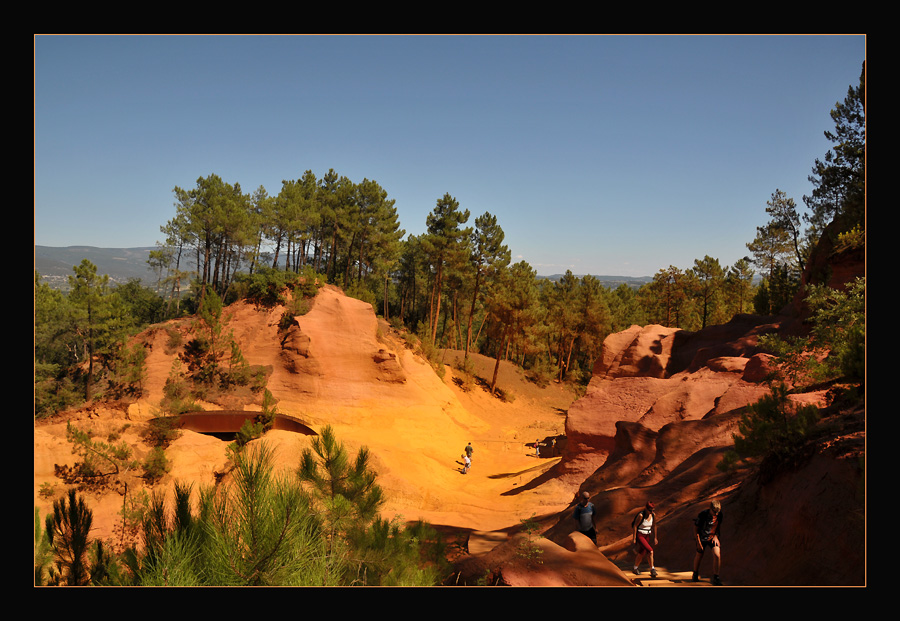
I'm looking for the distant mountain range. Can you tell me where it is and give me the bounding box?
[540,273,653,288]
[34,245,654,291]
[35,246,159,290]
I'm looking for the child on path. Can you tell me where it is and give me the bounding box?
[461,453,471,474]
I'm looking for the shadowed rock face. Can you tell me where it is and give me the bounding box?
[559,313,791,483]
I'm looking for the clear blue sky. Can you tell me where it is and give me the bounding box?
[34,34,865,277]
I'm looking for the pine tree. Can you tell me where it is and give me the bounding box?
[804,62,865,237]
[725,258,756,317]
[690,255,725,329]
[44,489,94,585]
[465,212,510,359]
[68,259,110,401]
[421,194,471,344]
[765,189,807,274]
[298,425,385,525]
[484,261,539,395]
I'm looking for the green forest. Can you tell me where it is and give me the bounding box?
[34,64,865,586]
[35,63,865,418]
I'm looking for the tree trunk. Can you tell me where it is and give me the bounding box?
[429,265,444,343]
[490,333,508,395]
[465,272,482,359]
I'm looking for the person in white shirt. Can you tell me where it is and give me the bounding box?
[632,502,659,577]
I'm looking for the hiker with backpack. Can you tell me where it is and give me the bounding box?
[632,502,658,577]
[692,500,723,585]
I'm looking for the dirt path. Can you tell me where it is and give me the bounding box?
[251,287,579,533]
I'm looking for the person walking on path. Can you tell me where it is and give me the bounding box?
[464,442,474,462]
[692,500,723,585]
[631,502,658,577]
[461,453,471,474]
[572,491,597,545]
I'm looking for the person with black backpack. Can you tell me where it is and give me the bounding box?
[692,500,723,585]
[631,502,658,577]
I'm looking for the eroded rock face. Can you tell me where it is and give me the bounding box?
[373,349,406,384]
[593,324,679,380]
[667,314,781,375]
[280,323,321,376]
[558,316,783,483]
[741,353,778,383]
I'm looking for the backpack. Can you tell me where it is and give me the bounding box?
[632,509,652,529]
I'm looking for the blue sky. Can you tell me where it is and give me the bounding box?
[34,34,865,277]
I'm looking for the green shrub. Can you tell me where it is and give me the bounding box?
[834,224,865,254]
[39,482,57,500]
[279,297,310,331]
[806,277,865,383]
[401,330,418,349]
[295,265,326,297]
[66,422,138,478]
[413,322,445,379]
[34,363,82,419]
[107,341,148,399]
[164,326,183,353]
[526,357,553,388]
[758,277,865,387]
[454,356,476,392]
[142,447,171,483]
[229,419,267,456]
[720,383,820,472]
[160,360,201,415]
[515,514,544,565]
[496,387,516,403]
[233,267,300,307]
[345,283,376,308]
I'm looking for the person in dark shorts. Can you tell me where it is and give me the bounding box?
[632,502,658,577]
[572,491,597,545]
[693,500,723,585]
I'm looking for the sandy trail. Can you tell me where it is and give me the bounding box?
[255,286,579,533]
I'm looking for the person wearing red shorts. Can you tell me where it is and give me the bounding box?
[632,502,658,577]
